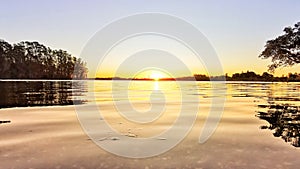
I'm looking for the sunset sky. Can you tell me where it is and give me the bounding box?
[1,0,300,78]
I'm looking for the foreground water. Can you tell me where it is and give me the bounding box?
[1,80,300,148]
[1,80,300,168]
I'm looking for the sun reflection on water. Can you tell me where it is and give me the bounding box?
[154,81,159,91]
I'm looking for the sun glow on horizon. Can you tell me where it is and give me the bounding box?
[150,71,165,81]
[134,69,170,80]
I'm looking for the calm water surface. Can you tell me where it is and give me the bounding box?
[1,80,299,106]
[1,80,300,147]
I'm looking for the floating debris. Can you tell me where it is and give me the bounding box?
[0,120,11,124]
[110,137,120,141]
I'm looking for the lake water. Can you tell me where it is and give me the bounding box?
[0,80,87,108]
[1,80,300,147]
[1,80,300,107]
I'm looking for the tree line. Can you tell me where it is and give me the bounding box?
[194,71,300,82]
[0,39,87,79]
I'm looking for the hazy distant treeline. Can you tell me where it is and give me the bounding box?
[0,39,87,79]
[196,71,300,82]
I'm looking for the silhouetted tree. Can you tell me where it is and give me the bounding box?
[0,39,88,79]
[262,72,274,81]
[0,40,13,78]
[194,74,209,81]
[259,22,300,72]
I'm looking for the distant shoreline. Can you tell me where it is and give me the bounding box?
[1,70,300,82]
[0,78,298,82]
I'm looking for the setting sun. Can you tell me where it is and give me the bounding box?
[133,69,170,80]
[150,71,165,80]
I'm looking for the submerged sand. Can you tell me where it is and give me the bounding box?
[1,97,300,169]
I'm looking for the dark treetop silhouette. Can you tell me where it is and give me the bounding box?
[0,39,87,79]
[259,21,300,72]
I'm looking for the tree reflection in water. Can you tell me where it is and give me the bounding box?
[256,103,300,147]
[0,81,87,109]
